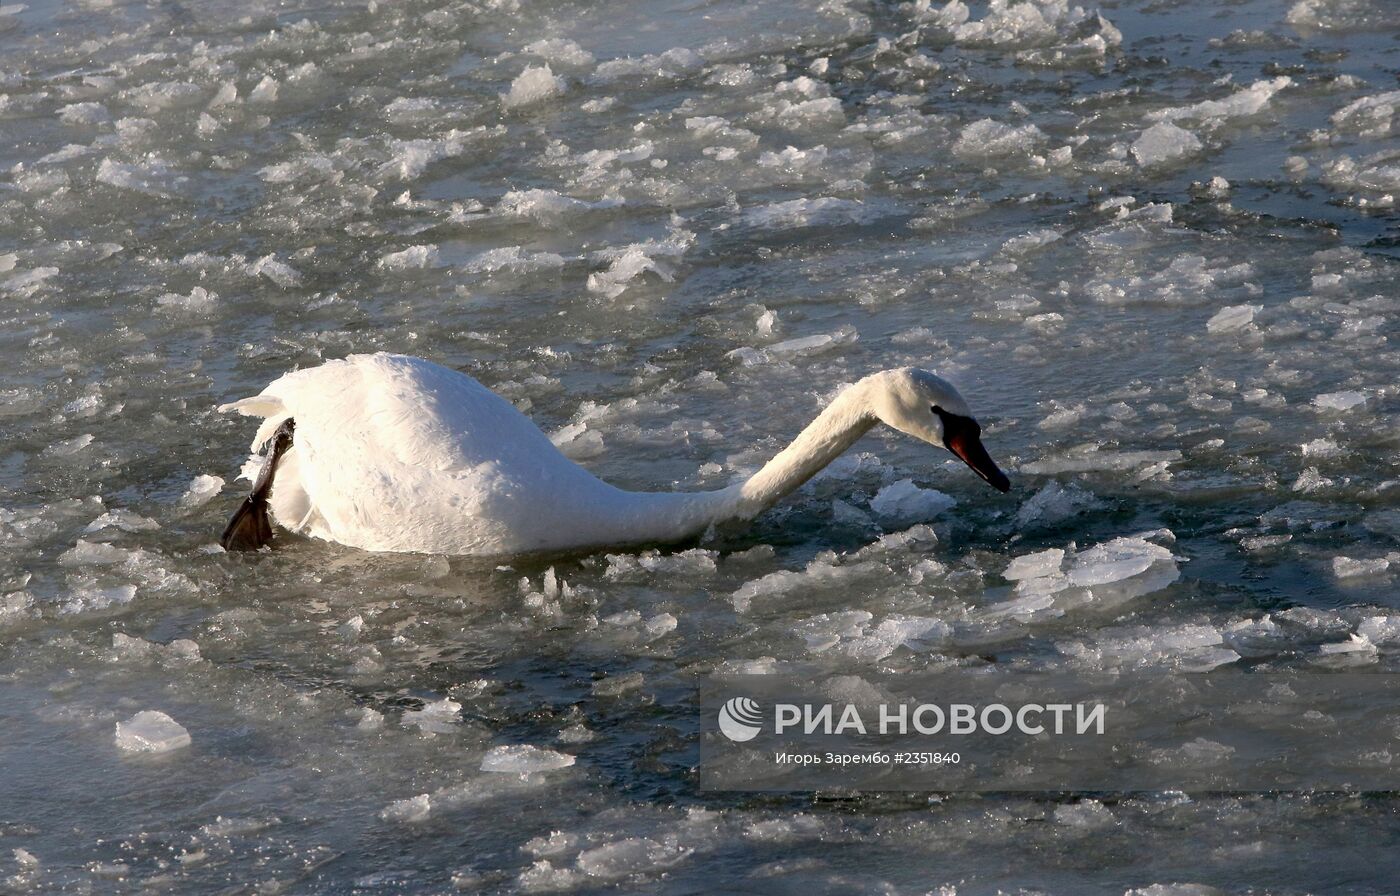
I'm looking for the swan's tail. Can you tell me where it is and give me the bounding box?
[220,395,292,452]
[220,417,296,551]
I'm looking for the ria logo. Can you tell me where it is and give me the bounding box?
[718,696,763,742]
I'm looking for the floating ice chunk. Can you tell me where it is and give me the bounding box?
[740,197,874,229]
[1313,390,1366,411]
[1001,228,1062,255]
[157,286,217,312]
[728,326,859,365]
[59,101,109,125]
[604,548,717,579]
[1315,634,1378,667]
[378,244,442,271]
[1131,884,1232,896]
[1287,0,1398,31]
[594,47,701,82]
[1126,884,1227,896]
[1103,253,1260,306]
[1332,556,1389,579]
[383,96,441,123]
[1053,800,1115,829]
[503,64,565,108]
[480,744,574,775]
[953,119,1045,159]
[1239,534,1291,552]
[115,710,190,754]
[938,0,1121,52]
[1062,623,1232,670]
[1150,77,1292,127]
[1293,467,1333,492]
[246,255,301,288]
[517,860,585,891]
[1014,572,1071,598]
[1221,616,1288,657]
[44,434,94,457]
[1357,616,1400,644]
[587,231,692,296]
[95,157,186,197]
[767,329,856,357]
[981,591,1061,622]
[1319,155,1400,206]
[199,817,278,839]
[1132,122,1202,167]
[125,81,204,111]
[110,633,200,665]
[870,479,956,525]
[558,724,596,744]
[1041,403,1080,428]
[496,188,612,223]
[461,246,565,274]
[0,591,34,625]
[1202,176,1231,198]
[1206,304,1259,333]
[1331,90,1400,137]
[586,248,675,298]
[1150,737,1235,766]
[60,539,130,566]
[376,130,480,181]
[403,698,461,734]
[380,794,431,823]
[795,610,868,649]
[1015,481,1097,527]
[179,474,224,508]
[1067,537,1175,586]
[644,612,678,639]
[794,611,949,660]
[522,38,594,68]
[576,838,691,880]
[551,422,605,459]
[259,153,337,184]
[758,144,831,174]
[523,830,580,858]
[338,615,364,639]
[1004,548,1065,581]
[1021,448,1181,475]
[245,76,277,105]
[62,584,137,614]
[592,671,643,696]
[731,557,879,612]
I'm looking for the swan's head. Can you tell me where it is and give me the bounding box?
[868,368,1011,493]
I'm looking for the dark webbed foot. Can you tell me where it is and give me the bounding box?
[220,418,295,551]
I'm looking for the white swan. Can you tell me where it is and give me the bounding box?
[219,353,1008,555]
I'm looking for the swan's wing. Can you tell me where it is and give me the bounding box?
[232,353,610,552]
[260,353,558,470]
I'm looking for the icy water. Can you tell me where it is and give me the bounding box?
[4,0,1400,891]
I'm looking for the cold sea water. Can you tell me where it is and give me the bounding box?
[2,0,1400,891]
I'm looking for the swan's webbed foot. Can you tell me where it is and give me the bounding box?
[221,418,295,551]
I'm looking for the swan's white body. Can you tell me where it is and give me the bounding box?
[222,353,1004,556]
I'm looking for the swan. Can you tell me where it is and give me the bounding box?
[219,352,1009,555]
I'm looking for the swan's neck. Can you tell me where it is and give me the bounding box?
[607,380,875,545]
[733,379,876,518]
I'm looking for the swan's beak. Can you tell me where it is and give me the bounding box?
[944,416,1011,493]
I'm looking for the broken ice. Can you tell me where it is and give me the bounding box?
[115,711,190,754]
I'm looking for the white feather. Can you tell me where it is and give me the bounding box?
[221,353,992,555]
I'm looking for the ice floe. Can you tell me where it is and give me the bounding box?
[115,710,190,754]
